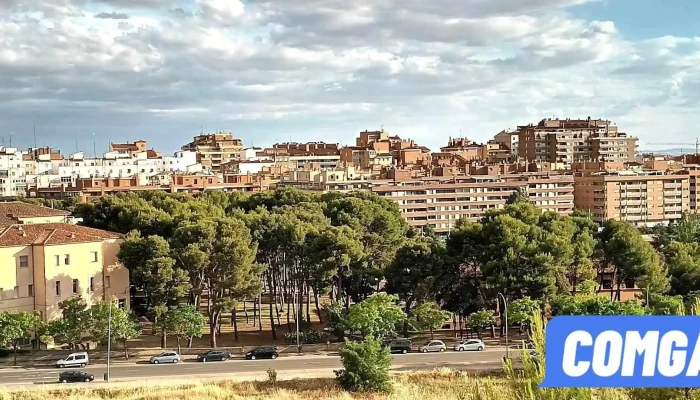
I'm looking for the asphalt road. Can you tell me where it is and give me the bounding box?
[0,348,508,386]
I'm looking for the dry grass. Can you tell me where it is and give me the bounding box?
[0,370,508,400]
[1,370,691,400]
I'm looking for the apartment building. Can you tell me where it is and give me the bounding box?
[276,166,377,192]
[0,202,128,322]
[518,118,638,165]
[0,147,30,197]
[493,130,519,156]
[27,172,265,200]
[573,161,690,226]
[181,132,244,172]
[371,173,575,233]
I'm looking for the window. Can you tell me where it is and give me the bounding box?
[19,255,28,268]
[89,277,94,291]
[106,276,111,288]
[55,281,61,296]
[72,279,78,294]
[91,251,98,262]
[28,284,33,297]
[64,254,70,265]
[55,255,60,266]
[118,299,126,308]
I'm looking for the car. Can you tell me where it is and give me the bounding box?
[150,351,181,364]
[56,352,89,368]
[245,346,279,360]
[59,371,94,383]
[418,340,446,353]
[383,338,412,354]
[196,350,229,362]
[454,339,485,352]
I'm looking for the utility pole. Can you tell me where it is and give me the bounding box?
[33,124,37,148]
[296,288,300,354]
[106,300,112,382]
[497,293,509,360]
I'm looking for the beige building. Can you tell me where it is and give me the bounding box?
[573,162,690,226]
[371,173,575,233]
[182,132,244,172]
[518,118,637,165]
[277,166,377,192]
[0,202,128,322]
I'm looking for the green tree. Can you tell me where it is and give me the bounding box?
[334,337,392,393]
[89,302,140,360]
[205,218,264,347]
[412,302,451,339]
[550,295,645,316]
[664,241,700,298]
[385,238,445,336]
[648,294,685,316]
[0,312,39,366]
[508,297,540,333]
[160,305,205,354]
[506,187,530,205]
[51,297,92,348]
[345,293,406,340]
[600,220,667,301]
[468,310,496,339]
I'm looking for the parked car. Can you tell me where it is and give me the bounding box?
[150,351,181,364]
[418,340,446,353]
[56,352,89,368]
[196,350,229,362]
[245,346,279,360]
[59,371,94,383]
[454,339,485,352]
[383,338,412,354]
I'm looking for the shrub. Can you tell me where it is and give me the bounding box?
[334,337,392,393]
[266,368,277,387]
[284,330,326,344]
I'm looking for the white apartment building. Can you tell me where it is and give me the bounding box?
[0,147,30,197]
[12,150,203,197]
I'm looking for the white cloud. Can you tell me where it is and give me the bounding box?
[0,0,698,152]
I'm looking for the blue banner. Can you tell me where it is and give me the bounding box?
[541,316,700,388]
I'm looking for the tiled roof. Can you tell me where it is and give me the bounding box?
[0,224,122,247]
[0,202,70,218]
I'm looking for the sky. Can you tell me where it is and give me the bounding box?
[1,0,699,155]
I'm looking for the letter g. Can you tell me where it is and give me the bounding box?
[562,330,593,377]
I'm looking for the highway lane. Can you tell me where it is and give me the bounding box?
[0,349,508,385]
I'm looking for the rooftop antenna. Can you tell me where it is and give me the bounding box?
[8,132,12,147]
[33,124,37,148]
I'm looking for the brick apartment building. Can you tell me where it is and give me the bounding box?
[573,161,690,226]
[181,132,244,172]
[371,172,575,233]
[518,118,638,165]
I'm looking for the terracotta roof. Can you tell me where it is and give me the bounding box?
[0,202,70,219]
[146,149,160,159]
[111,143,139,151]
[0,224,122,247]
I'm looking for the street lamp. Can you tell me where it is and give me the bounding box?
[293,288,300,354]
[497,293,509,360]
[106,299,112,382]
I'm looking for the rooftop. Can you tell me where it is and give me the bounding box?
[0,202,70,226]
[0,223,122,247]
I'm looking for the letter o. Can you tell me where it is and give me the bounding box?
[591,331,623,377]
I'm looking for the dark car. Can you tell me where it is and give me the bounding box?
[383,338,412,354]
[59,371,94,383]
[245,346,278,360]
[196,350,230,362]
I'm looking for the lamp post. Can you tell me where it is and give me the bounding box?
[644,287,649,309]
[106,300,112,382]
[497,293,509,360]
[295,288,300,354]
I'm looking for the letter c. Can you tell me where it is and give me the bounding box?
[562,330,593,377]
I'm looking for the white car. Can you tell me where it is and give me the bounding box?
[419,340,446,353]
[150,351,181,364]
[454,339,485,352]
[56,352,89,368]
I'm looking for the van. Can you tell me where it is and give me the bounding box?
[56,352,89,368]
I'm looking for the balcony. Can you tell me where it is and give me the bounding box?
[621,200,643,206]
[665,206,683,213]
[665,183,683,189]
[621,184,643,190]
[664,190,683,196]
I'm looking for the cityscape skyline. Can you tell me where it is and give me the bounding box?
[2,1,700,153]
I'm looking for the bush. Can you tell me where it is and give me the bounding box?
[284,330,326,344]
[266,368,277,387]
[334,337,392,393]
